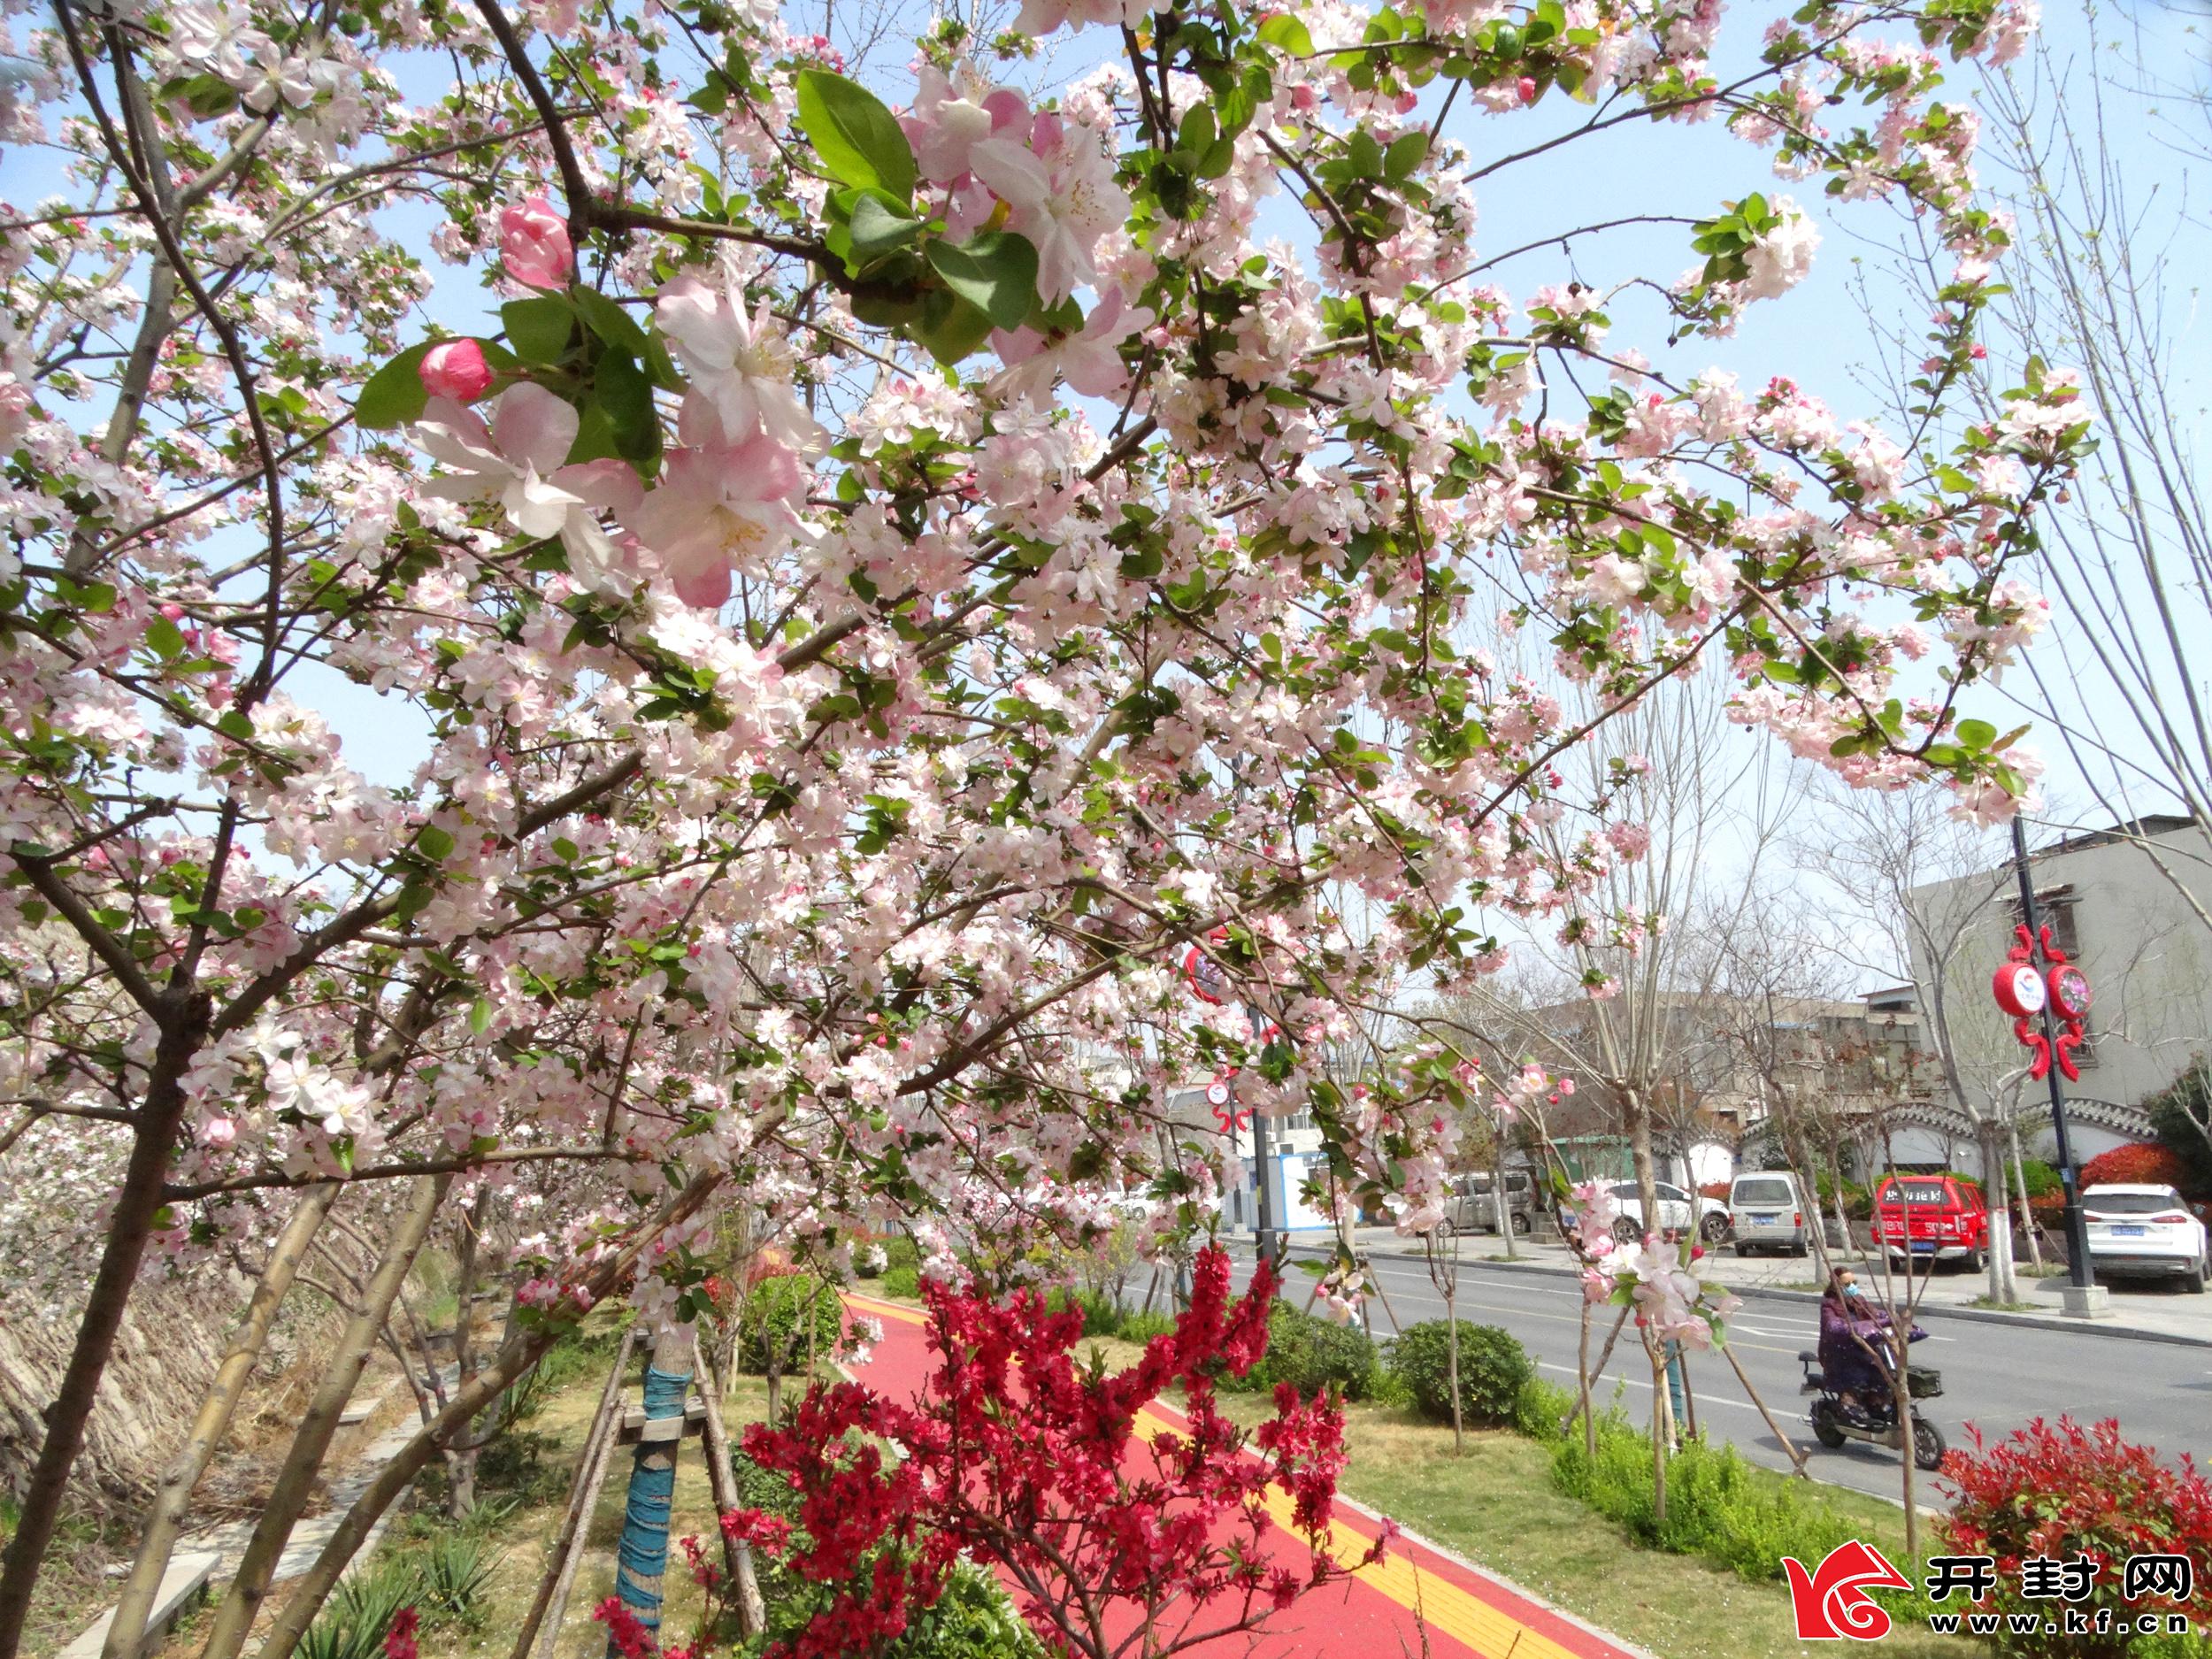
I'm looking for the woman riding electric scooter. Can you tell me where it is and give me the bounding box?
[1803,1266,1947,1470]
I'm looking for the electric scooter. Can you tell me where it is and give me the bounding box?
[1798,1335,1947,1471]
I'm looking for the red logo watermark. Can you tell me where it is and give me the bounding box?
[1783,1540,1914,1640]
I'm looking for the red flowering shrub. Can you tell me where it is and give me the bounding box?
[1940,1417,2212,1656]
[381,1608,419,1659]
[2078,1143,2195,1192]
[1699,1181,1732,1201]
[726,1244,1376,1659]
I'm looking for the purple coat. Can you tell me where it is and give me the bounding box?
[1818,1296,1893,1394]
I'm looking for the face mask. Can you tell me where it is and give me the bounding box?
[1843,1283,1863,1299]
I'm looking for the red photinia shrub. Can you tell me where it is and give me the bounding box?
[2079,1143,2196,1193]
[1940,1416,2212,1656]
[726,1244,1378,1659]
[1699,1181,1732,1201]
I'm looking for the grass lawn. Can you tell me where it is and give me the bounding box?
[1196,1379,1978,1659]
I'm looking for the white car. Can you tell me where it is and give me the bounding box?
[1601,1180,1731,1246]
[2082,1184,2209,1293]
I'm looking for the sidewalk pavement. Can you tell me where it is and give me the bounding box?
[1272,1227,2212,1348]
[841,1291,1653,1659]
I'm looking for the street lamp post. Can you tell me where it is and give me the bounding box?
[1245,1002,1278,1263]
[2007,817,2111,1320]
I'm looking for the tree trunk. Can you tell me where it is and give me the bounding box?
[1645,1325,1670,1526]
[445,1188,492,1520]
[102,1184,338,1659]
[1578,1297,1596,1463]
[1981,1124,2020,1304]
[2009,1120,2045,1269]
[198,1174,450,1659]
[1445,1295,1463,1455]
[0,996,208,1659]
[1493,1133,1517,1260]
[1629,1092,1663,1245]
[608,1325,695,1654]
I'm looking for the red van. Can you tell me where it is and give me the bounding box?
[1873,1174,1990,1271]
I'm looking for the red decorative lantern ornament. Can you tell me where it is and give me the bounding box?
[1992,960,2047,1019]
[1995,924,2092,1082]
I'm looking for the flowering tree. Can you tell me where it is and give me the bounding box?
[723,1245,1373,1659]
[0,0,2090,1640]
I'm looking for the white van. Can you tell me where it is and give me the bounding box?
[1728,1171,1809,1256]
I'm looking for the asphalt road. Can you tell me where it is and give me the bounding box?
[1226,1247,2212,1508]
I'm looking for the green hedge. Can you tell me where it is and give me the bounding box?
[1387,1321,1532,1429]
[1220,1302,1384,1401]
[739,1272,842,1374]
[879,1264,920,1300]
[1550,1407,1941,1624]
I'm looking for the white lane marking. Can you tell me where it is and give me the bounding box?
[1533,1360,1763,1415]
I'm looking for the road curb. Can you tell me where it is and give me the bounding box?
[1275,1238,2212,1350]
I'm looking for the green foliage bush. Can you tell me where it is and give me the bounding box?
[749,1553,1041,1658]
[1224,1302,1383,1401]
[740,1272,843,1374]
[879,1264,920,1300]
[1043,1286,1128,1337]
[296,1559,420,1659]
[1388,1321,1532,1429]
[1514,1375,1576,1442]
[1117,1309,1177,1343]
[411,1532,499,1625]
[2014,1157,2062,1200]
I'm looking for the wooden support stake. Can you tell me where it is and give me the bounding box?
[1719,1338,1809,1477]
[1561,1305,1632,1435]
[695,1339,764,1640]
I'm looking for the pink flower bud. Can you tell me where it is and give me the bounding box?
[1517,76,1538,103]
[419,339,495,403]
[499,196,573,290]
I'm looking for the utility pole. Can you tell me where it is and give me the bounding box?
[2008,817,2110,1319]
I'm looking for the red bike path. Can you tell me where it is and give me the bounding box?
[841,1292,1651,1659]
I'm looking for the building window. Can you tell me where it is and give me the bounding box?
[2009,885,2079,958]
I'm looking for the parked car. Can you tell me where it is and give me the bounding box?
[2081,1184,2210,1293]
[1571,1180,1730,1245]
[1729,1171,1809,1256]
[1443,1170,1536,1235]
[1873,1174,1989,1271]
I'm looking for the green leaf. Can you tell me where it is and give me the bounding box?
[795,69,917,202]
[595,350,660,463]
[418,824,456,862]
[503,296,576,364]
[926,231,1039,330]
[572,287,649,356]
[565,397,623,465]
[356,342,436,430]
[144,617,186,659]
[1385,130,1430,181]
[849,191,923,261]
[470,996,494,1036]
[1955,718,1999,750]
[909,288,995,365]
[1258,12,1314,53]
